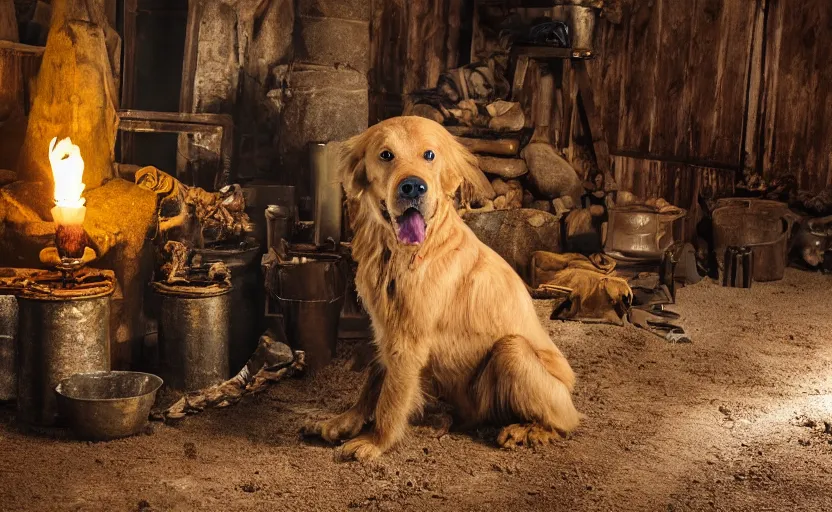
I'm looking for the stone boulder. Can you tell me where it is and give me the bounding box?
[521,142,583,201]
[463,208,561,284]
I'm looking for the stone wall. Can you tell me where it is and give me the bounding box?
[183,0,369,197]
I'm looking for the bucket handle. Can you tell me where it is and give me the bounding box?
[272,294,345,305]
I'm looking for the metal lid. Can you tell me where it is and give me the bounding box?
[4,268,117,301]
[151,279,232,298]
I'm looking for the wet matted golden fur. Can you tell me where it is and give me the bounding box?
[303,116,581,460]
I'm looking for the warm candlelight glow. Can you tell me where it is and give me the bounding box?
[48,136,86,226]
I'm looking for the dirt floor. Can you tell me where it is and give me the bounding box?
[2,269,832,511]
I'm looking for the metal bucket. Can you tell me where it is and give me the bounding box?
[550,5,597,51]
[0,295,18,401]
[193,239,263,374]
[154,282,231,391]
[604,206,686,261]
[17,293,112,427]
[275,256,345,373]
[712,200,792,282]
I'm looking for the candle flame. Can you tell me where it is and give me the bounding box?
[48,136,86,209]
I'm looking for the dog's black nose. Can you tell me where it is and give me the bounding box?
[397,176,428,200]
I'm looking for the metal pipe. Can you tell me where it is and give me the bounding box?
[310,142,343,247]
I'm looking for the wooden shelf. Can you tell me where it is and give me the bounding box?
[510,45,594,60]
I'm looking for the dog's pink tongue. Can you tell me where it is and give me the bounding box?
[397,209,426,244]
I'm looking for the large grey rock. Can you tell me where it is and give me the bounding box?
[295,15,370,72]
[521,142,583,201]
[464,209,562,284]
[298,0,370,20]
[279,68,368,154]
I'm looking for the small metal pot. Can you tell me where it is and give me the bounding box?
[56,371,163,441]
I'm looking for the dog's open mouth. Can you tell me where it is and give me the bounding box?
[395,207,426,245]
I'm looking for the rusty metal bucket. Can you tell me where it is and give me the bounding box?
[712,200,793,282]
[274,255,345,373]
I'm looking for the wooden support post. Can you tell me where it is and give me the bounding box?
[573,59,616,191]
[179,0,204,113]
[0,0,18,42]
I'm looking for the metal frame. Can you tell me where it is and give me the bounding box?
[117,109,234,189]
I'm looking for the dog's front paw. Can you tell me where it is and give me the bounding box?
[338,435,383,462]
[301,410,366,444]
[497,423,561,449]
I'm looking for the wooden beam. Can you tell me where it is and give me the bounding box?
[740,0,768,178]
[573,59,615,189]
[0,0,18,42]
[178,0,203,113]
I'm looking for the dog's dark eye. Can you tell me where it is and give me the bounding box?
[423,150,435,162]
[380,150,395,162]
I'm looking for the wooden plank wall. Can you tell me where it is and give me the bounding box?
[579,0,761,240]
[368,0,466,124]
[588,0,760,168]
[757,0,832,193]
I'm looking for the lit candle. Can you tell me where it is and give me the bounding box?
[48,136,88,258]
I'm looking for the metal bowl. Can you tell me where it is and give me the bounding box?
[55,371,163,441]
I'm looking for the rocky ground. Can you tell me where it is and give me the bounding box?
[2,269,832,511]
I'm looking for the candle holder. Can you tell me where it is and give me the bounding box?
[38,137,97,280]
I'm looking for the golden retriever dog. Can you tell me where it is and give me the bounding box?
[303,116,580,460]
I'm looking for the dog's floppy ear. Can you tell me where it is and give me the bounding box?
[439,133,496,206]
[336,132,371,199]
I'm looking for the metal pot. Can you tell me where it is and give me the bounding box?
[604,206,686,261]
[273,255,345,373]
[712,200,793,282]
[56,371,163,441]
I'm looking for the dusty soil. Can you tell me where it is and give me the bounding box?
[2,269,832,512]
